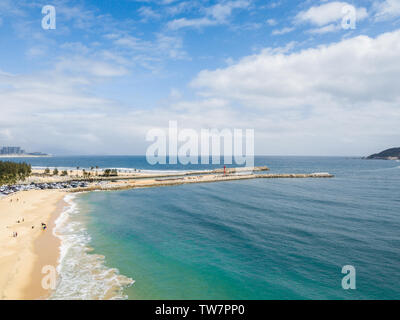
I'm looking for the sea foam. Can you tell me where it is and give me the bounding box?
[50,194,134,300]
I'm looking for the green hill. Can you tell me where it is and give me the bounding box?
[366,148,400,160]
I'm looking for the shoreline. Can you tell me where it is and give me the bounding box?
[0,190,66,300]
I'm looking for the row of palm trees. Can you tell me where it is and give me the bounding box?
[43,166,117,177]
[0,161,32,185]
[0,161,118,185]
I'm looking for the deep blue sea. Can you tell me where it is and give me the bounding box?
[4,156,400,299]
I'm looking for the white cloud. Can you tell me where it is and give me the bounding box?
[193,30,400,105]
[268,1,282,9]
[167,17,217,30]
[165,1,197,16]
[138,6,161,20]
[0,67,250,155]
[0,69,146,154]
[155,33,187,59]
[167,0,250,30]
[206,0,249,21]
[55,57,129,77]
[109,33,187,61]
[188,30,400,155]
[308,23,340,34]
[272,27,294,35]
[55,3,98,30]
[296,1,368,27]
[374,0,400,21]
[3,30,400,155]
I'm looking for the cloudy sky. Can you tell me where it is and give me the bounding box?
[0,0,399,156]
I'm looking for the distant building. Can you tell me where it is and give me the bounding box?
[0,146,48,156]
[0,146,25,155]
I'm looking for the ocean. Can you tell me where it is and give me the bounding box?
[4,156,400,299]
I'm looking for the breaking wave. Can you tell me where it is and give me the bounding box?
[50,194,134,300]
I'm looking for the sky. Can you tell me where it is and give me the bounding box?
[0,0,399,156]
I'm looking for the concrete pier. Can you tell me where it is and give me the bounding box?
[70,170,334,193]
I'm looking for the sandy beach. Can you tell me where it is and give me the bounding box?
[0,190,66,300]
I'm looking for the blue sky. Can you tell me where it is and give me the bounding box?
[0,0,400,155]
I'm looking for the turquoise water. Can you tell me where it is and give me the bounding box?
[10,156,399,299]
[52,156,399,300]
